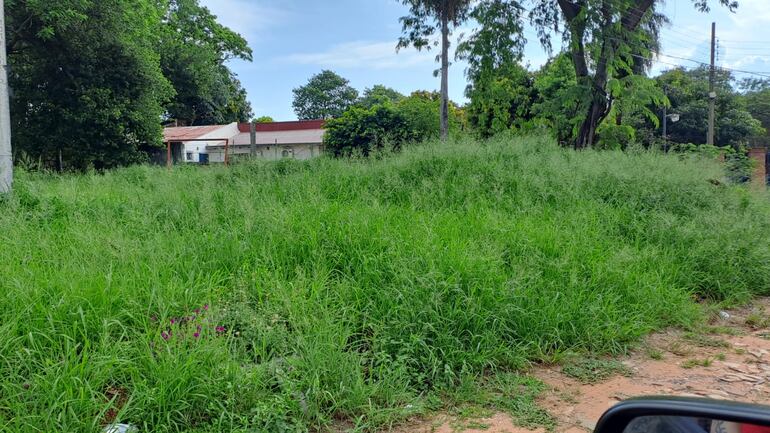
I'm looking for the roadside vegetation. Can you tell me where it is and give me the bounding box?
[1,136,769,432]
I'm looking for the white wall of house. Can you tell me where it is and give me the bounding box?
[204,126,325,163]
[181,123,240,163]
[166,122,325,164]
[206,143,324,163]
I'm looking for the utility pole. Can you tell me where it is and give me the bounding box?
[249,122,257,158]
[707,21,716,147]
[662,105,668,152]
[0,0,13,193]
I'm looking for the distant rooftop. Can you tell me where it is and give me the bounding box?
[237,120,325,133]
[163,125,227,142]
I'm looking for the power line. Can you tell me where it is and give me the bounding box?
[604,34,770,78]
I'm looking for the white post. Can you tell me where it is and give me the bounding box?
[0,0,13,193]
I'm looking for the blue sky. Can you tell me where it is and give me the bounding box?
[200,0,770,121]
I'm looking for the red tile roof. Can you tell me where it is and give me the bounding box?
[237,120,325,133]
[163,125,225,142]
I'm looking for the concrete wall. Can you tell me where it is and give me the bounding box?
[748,146,768,188]
[207,143,324,163]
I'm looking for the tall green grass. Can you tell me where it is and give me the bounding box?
[1,135,769,432]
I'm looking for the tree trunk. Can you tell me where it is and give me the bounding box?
[440,7,450,141]
[576,98,610,149]
[558,0,655,149]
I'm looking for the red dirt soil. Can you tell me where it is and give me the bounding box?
[387,299,770,433]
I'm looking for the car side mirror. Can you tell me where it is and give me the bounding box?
[595,398,770,433]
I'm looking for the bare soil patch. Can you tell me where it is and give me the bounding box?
[386,299,770,433]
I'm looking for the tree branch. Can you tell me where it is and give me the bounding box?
[621,0,655,31]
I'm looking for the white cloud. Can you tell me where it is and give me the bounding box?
[726,0,770,28]
[281,25,480,71]
[282,40,439,70]
[199,0,288,41]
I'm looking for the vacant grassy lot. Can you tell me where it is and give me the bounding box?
[1,136,769,432]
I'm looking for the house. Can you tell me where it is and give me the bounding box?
[162,123,240,165]
[207,120,326,163]
[160,120,325,166]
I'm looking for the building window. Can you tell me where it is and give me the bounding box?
[186,152,193,161]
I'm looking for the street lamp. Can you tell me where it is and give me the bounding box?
[662,108,680,152]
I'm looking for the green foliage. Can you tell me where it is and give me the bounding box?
[447,374,555,430]
[739,81,770,140]
[653,67,763,147]
[7,0,173,170]
[464,63,536,138]
[324,91,464,156]
[531,53,587,144]
[292,70,359,120]
[456,0,531,138]
[6,0,251,170]
[398,0,474,139]
[159,0,253,126]
[596,124,636,150]
[456,0,525,82]
[253,116,275,123]
[528,0,734,148]
[398,0,472,50]
[357,85,405,109]
[323,104,418,156]
[2,137,770,431]
[669,143,753,184]
[399,91,464,137]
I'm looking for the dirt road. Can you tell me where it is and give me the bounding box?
[390,299,770,433]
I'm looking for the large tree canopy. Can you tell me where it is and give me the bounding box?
[159,0,253,126]
[5,0,253,170]
[292,70,359,120]
[6,0,173,170]
[357,85,405,109]
[527,0,737,148]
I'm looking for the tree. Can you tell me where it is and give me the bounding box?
[456,0,533,137]
[324,105,418,157]
[529,0,737,149]
[292,70,359,120]
[6,0,173,170]
[740,78,770,141]
[253,116,275,123]
[159,0,253,126]
[357,85,405,109]
[654,67,762,147]
[323,91,463,157]
[398,0,473,141]
[531,53,583,144]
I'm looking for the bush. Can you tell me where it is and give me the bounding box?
[324,92,465,157]
[596,124,636,150]
[323,104,417,156]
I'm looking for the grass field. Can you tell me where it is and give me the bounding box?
[1,135,769,432]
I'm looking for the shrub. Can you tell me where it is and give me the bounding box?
[596,124,636,150]
[323,104,418,156]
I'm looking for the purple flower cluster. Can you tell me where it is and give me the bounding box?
[153,304,228,343]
